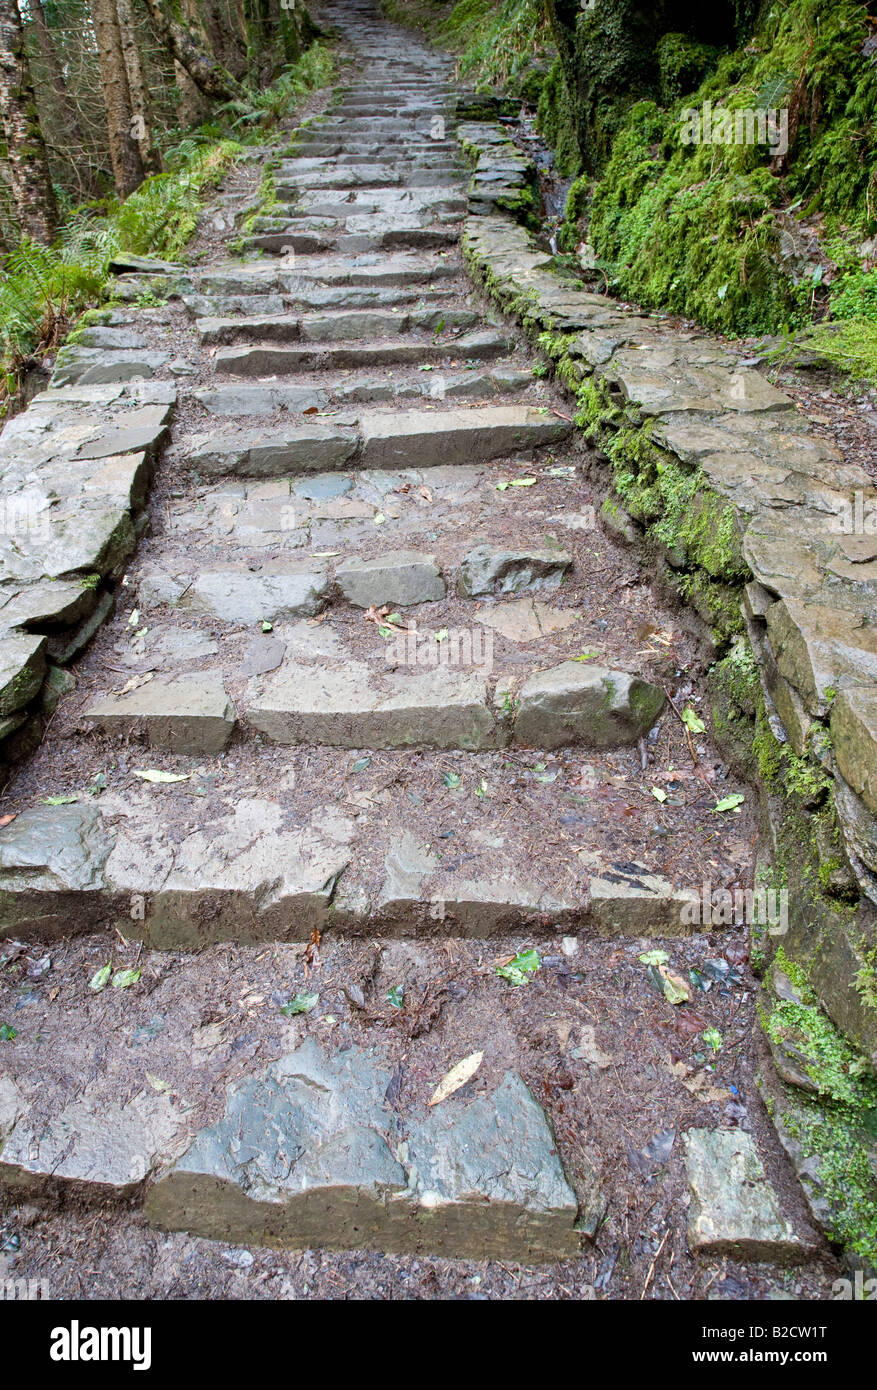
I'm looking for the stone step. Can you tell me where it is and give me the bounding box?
[213,329,513,375]
[197,254,458,295]
[192,364,534,413]
[243,226,460,255]
[0,1006,597,1261]
[196,307,481,347]
[144,1041,581,1260]
[183,406,567,474]
[0,790,719,946]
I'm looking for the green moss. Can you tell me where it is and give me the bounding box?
[855,943,877,1015]
[564,0,877,337]
[536,57,582,176]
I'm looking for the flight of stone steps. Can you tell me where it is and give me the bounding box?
[0,1,828,1290]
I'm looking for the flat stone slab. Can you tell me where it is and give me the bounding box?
[0,1089,186,1197]
[85,673,236,754]
[359,406,569,469]
[831,685,877,815]
[459,544,572,596]
[684,1129,813,1262]
[146,1039,581,1260]
[0,634,47,716]
[335,550,445,606]
[187,425,357,477]
[246,662,500,750]
[514,662,665,749]
[180,566,327,625]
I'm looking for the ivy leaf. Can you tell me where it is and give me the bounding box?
[713,793,745,814]
[496,949,540,986]
[89,963,112,993]
[111,968,141,990]
[280,991,319,1016]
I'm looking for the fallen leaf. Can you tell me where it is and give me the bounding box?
[428,1050,483,1106]
[0,814,17,828]
[133,770,192,784]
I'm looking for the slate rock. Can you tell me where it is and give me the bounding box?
[514,662,665,749]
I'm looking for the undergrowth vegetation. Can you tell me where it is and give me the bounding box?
[566,0,877,356]
[0,42,333,416]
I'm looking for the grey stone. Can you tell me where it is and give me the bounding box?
[85,672,236,754]
[458,545,571,596]
[831,686,877,815]
[48,589,114,665]
[146,1039,580,1260]
[247,662,500,750]
[0,579,98,632]
[0,634,47,715]
[137,569,190,608]
[684,1129,811,1261]
[0,804,112,896]
[359,406,569,469]
[194,385,328,416]
[40,664,76,716]
[377,831,439,912]
[0,1090,185,1196]
[187,425,357,477]
[336,550,445,607]
[587,865,699,934]
[293,474,352,501]
[239,636,285,677]
[514,662,665,749]
[181,567,327,626]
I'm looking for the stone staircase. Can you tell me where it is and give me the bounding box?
[0,1,832,1294]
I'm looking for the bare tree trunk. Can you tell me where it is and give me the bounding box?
[116,0,161,173]
[93,0,145,196]
[174,56,208,126]
[143,0,244,101]
[0,0,57,243]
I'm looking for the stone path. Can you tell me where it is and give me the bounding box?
[0,1,843,1292]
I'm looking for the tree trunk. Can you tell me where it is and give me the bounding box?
[174,56,208,126]
[143,0,244,101]
[115,0,161,173]
[0,0,57,243]
[92,0,145,197]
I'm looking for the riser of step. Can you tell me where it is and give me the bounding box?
[192,366,533,412]
[213,332,511,374]
[243,227,459,254]
[196,308,481,346]
[0,802,712,948]
[197,258,459,295]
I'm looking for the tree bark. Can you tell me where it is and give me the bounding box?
[0,0,57,242]
[115,0,162,173]
[92,0,145,197]
[143,0,244,101]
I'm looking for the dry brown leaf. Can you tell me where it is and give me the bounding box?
[428,1050,483,1106]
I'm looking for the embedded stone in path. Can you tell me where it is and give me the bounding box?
[246,662,499,750]
[187,424,357,477]
[514,662,665,749]
[684,1129,813,1261]
[180,566,327,625]
[85,673,236,755]
[0,634,47,716]
[359,405,570,469]
[145,1039,581,1261]
[335,550,445,607]
[458,544,572,596]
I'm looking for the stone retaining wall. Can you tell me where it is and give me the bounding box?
[0,377,176,765]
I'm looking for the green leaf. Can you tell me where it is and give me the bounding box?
[703,1027,723,1052]
[681,705,705,734]
[443,770,462,790]
[496,949,541,986]
[373,511,386,524]
[261,620,273,632]
[89,963,112,992]
[651,787,668,803]
[280,991,319,1016]
[351,756,371,772]
[111,967,141,989]
[0,1023,17,1041]
[386,985,404,1009]
[509,477,536,487]
[42,794,79,805]
[639,949,669,966]
[713,793,745,814]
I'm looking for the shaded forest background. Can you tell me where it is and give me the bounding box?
[1,0,877,409]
